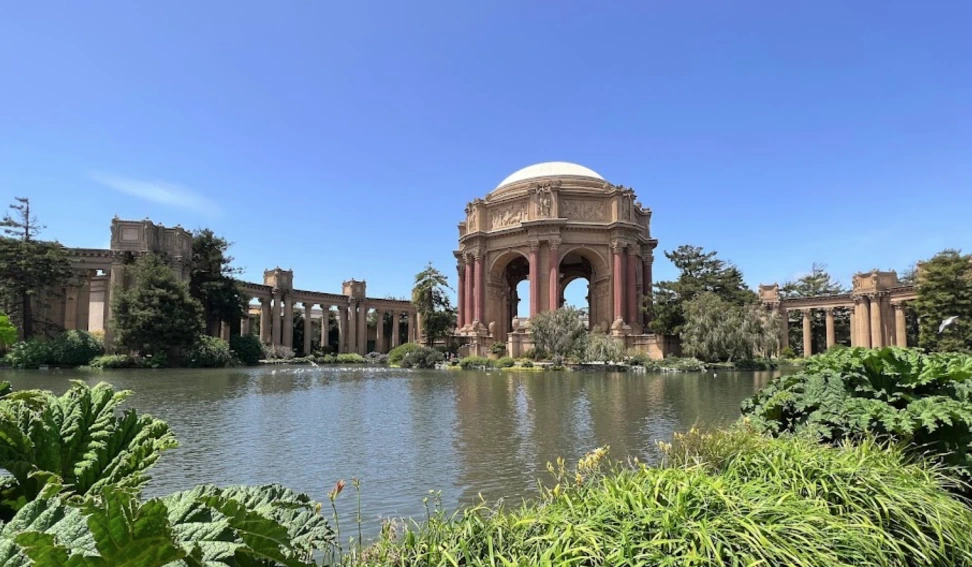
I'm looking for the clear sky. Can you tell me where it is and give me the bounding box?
[2,1,970,312]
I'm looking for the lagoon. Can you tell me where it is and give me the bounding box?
[3,366,776,538]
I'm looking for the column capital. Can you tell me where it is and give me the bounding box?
[528,240,540,251]
[547,239,561,251]
[610,240,625,253]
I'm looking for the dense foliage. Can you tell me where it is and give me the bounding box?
[458,355,492,370]
[0,381,335,565]
[411,263,456,346]
[529,307,586,363]
[186,335,233,368]
[0,312,16,351]
[583,331,625,363]
[111,253,205,359]
[0,198,74,340]
[2,331,103,368]
[399,346,444,369]
[681,292,781,361]
[231,333,265,365]
[742,346,972,481]
[388,342,421,366]
[650,245,755,336]
[355,429,972,567]
[189,229,246,337]
[913,249,972,352]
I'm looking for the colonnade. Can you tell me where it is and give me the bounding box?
[779,295,914,356]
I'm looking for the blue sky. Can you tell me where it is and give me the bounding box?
[2,1,970,311]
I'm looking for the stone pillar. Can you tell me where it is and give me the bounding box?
[320,306,330,349]
[337,306,347,353]
[642,252,653,326]
[529,241,540,318]
[474,254,484,324]
[347,303,358,354]
[358,305,368,354]
[303,302,313,355]
[64,283,79,330]
[392,311,401,347]
[612,243,624,323]
[894,302,907,347]
[859,298,871,348]
[77,271,93,332]
[241,314,250,336]
[220,321,231,341]
[375,310,385,353]
[464,255,474,328]
[779,307,789,351]
[548,241,560,312]
[270,293,282,346]
[825,308,835,350]
[283,297,294,349]
[260,298,271,343]
[626,248,639,332]
[457,264,466,329]
[407,312,414,344]
[802,309,813,356]
[870,295,883,348]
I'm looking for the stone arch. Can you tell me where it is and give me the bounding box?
[558,246,610,331]
[486,249,532,345]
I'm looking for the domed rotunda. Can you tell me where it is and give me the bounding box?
[455,162,665,357]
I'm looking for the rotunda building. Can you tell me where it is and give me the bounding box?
[455,162,661,356]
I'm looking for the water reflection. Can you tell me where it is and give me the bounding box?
[3,366,775,537]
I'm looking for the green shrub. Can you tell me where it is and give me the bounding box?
[400,346,444,369]
[2,340,53,368]
[357,430,972,567]
[49,330,104,366]
[627,350,651,367]
[86,354,141,369]
[521,348,539,360]
[230,333,264,366]
[336,352,366,364]
[583,332,625,363]
[0,311,16,352]
[366,351,389,364]
[518,359,534,368]
[496,356,515,368]
[490,342,507,355]
[459,355,493,370]
[388,342,422,366]
[742,346,972,482]
[320,354,337,364]
[780,346,797,358]
[186,335,233,368]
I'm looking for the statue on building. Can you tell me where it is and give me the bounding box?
[536,185,552,218]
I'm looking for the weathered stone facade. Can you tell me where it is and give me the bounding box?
[454,162,674,359]
[45,217,416,355]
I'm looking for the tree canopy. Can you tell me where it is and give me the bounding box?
[681,292,781,362]
[913,249,972,352]
[111,253,204,358]
[530,307,587,363]
[0,198,73,339]
[411,263,456,347]
[189,229,245,335]
[650,245,755,336]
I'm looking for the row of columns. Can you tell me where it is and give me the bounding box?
[458,252,485,328]
[243,294,416,355]
[781,295,911,356]
[612,242,651,330]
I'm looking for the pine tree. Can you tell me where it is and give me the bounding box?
[411,263,456,346]
[913,249,972,352]
[780,263,849,354]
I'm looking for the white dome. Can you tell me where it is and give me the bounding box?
[494,161,603,190]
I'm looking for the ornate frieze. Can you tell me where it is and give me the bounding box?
[491,202,528,228]
[560,199,609,222]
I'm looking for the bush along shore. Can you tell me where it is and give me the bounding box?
[2,346,972,565]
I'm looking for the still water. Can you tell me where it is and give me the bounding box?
[3,366,775,536]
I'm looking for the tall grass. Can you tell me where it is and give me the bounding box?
[351,429,972,567]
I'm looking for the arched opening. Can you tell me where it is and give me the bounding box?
[486,251,531,344]
[560,251,594,330]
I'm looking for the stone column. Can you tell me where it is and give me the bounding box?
[260,297,271,343]
[779,307,789,351]
[407,312,414,344]
[894,302,908,347]
[642,252,653,326]
[77,271,93,332]
[64,283,79,330]
[802,309,813,356]
[303,302,313,355]
[271,293,282,346]
[870,295,883,348]
[375,310,385,353]
[859,297,871,348]
[283,297,294,349]
[626,248,639,331]
[241,314,250,336]
[337,306,346,353]
[529,241,540,318]
[457,264,466,329]
[358,305,368,354]
[392,310,401,347]
[612,243,624,323]
[825,308,835,350]
[464,255,474,328]
[474,253,484,325]
[347,303,358,354]
[548,241,560,312]
[320,306,330,349]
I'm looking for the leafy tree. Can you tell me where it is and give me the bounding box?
[650,245,755,336]
[899,264,918,286]
[0,198,73,339]
[0,312,16,351]
[682,292,781,362]
[111,253,204,358]
[913,249,972,352]
[780,263,849,355]
[189,229,245,336]
[583,331,625,363]
[411,263,456,347]
[530,307,587,363]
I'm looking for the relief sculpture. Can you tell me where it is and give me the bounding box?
[490,202,527,228]
[560,199,608,222]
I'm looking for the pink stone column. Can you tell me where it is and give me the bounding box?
[612,244,624,322]
[548,241,560,312]
[642,254,653,326]
[627,249,639,328]
[474,254,484,324]
[894,303,907,347]
[457,264,466,328]
[802,309,813,356]
[529,243,540,318]
[465,256,475,326]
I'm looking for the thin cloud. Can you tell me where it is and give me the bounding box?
[90,172,221,216]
